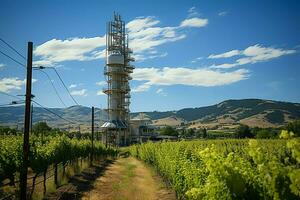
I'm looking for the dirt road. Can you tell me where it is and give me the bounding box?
[81,157,176,200]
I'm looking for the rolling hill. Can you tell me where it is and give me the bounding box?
[131,99,300,128]
[0,105,108,130]
[0,99,299,129]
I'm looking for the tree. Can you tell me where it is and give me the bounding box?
[0,126,18,135]
[195,129,202,138]
[186,128,195,137]
[236,124,254,138]
[285,120,300,137]
[32,122,51,135]
[160,126,178,137]
[202,128,207,139]
[255,129,276,139]
[279,130,295,139]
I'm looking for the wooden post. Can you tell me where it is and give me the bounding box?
[20,42,33,199]
[30,104,33,134]
[91,106,94,163]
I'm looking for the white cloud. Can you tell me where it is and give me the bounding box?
[134,52,168,61]
[131,82,152,93]
[96,90,105,96]
[34,36,106,66]
[69,84,77,89]
[218,11,228,16]
[208,50,241,59]
[191,56,204,63]
[0,77,37,92]
[32,59,54,67]
[126,16,160,32]
[128,15,207,60]
[210,44,296,69]
[180,17,208,28]
[242,44,295,61]
[156,88,167,96]
[96,81,106,86]
[70,89,87,96]
[156,88,163,93]
[0,64,5,68]
[127,17,187,55]
[34,13,208,64]
[210,63,237,69]
[188,7,199,17]
[132,67,249,92]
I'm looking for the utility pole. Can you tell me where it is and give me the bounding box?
[91,106,94,163]
[20,42,33,199]
[30,104,33,134]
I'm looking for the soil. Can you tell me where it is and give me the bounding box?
[45,157,176,200]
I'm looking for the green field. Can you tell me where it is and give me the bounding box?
[0,135,117,198]
[129,139,300,200]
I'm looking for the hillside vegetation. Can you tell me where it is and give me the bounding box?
[133,99,300,128]
[129,139,300,200]
[1,99,299,128]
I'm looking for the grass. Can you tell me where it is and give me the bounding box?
[112,162,137,192]
[0,157,100,200]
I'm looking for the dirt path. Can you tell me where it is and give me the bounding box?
[81,157,176,200]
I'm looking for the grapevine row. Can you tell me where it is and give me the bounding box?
[129,139,300,200]
[0,135,117,185]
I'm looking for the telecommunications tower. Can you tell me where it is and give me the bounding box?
[101,13,135,146]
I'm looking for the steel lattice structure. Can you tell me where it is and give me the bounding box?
[101,13,135,146]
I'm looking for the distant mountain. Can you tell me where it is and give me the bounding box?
[1,99,299,129]
[131,99,300,128]
[0,105,108,129]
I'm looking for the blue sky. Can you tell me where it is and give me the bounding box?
[0,0,299,112]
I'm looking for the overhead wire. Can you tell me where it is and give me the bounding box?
[34,69,68,107]
[0,91,23,100]
[32,100,79,125]
[0,87,77,125]
[0,39,82,127]
[0,103,17,107]
[0,50,26,68]
[0,38,27,60]
[52,68,79,105]
[0,39,74,107]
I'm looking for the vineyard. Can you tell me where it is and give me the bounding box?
[129,139,300,200]
[0,135,117,198]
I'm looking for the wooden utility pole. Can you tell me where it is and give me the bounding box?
[20,42,33,199]
[105,129,108,148]
[91,106,94,163]
[30,104,33,134]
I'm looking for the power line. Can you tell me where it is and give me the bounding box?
[0,38,27,60]
[53,68,79,105]
[37,66,79,106]
[0,103,24,107]
[0,91,24,100]
[32,100,78,125]
[35,69,68,107]
[0,103,16,107]
[0,50,26,68]
[0,88,78,126]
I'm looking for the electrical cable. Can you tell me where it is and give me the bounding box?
[52,68,79,105]
[34,69,68,107]
[0,50,26,68]
[0,38,27,60]
[32,100,79,125]
[0,91,23,100]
